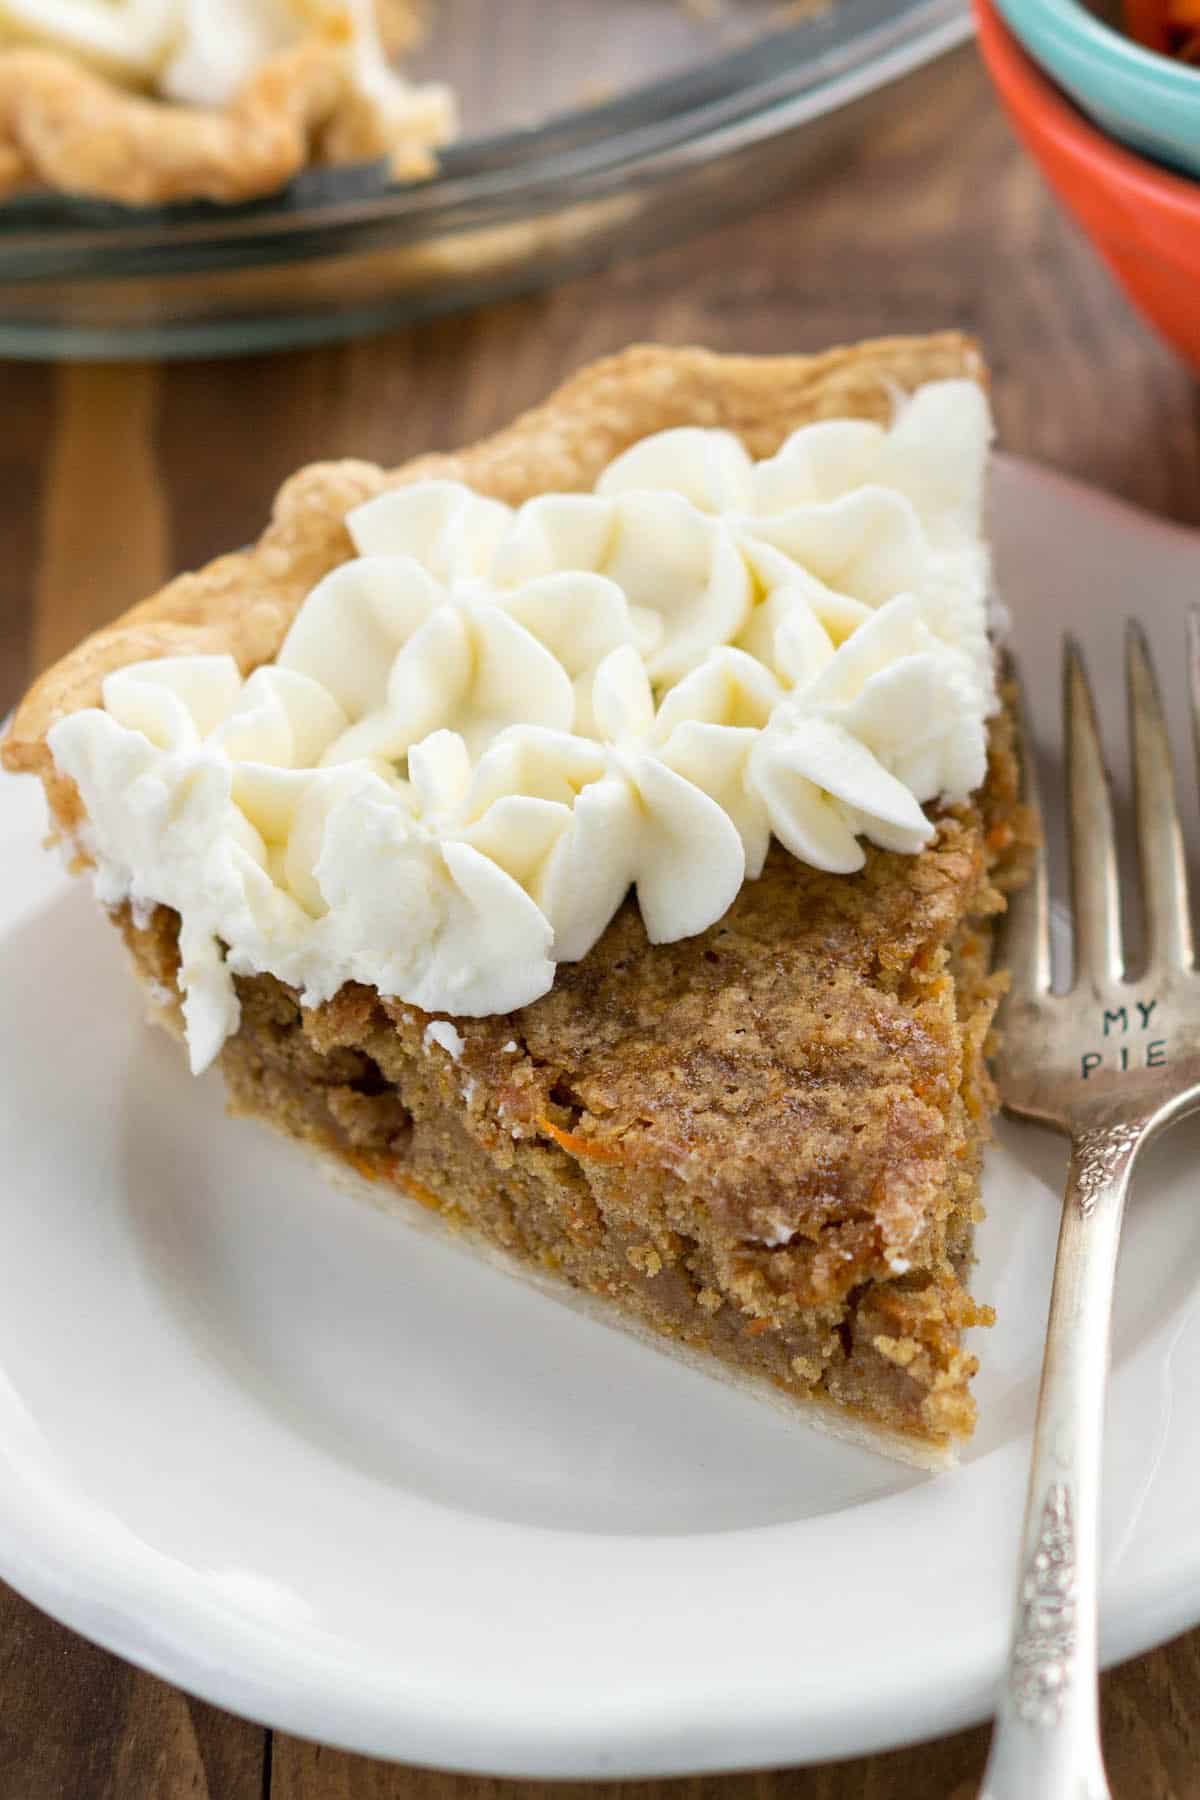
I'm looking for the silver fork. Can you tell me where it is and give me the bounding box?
[980,615,1200,1800]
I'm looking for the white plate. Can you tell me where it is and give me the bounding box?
[2,456,1200,1778]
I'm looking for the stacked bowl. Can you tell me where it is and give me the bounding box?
[975,0,1200,370]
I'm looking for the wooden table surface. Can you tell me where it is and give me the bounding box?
[3,40,1200,1800]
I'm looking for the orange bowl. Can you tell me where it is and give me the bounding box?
[975,0,1200,373]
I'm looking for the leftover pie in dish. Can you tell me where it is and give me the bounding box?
[0,1,454,204]
[3,334,1028,1468]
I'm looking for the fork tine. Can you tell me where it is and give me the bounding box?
[1128,621,1194,974]
[998,649,1052,997]
[1066,637,1125,989]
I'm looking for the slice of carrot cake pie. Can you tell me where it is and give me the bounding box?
[3,334,1027,1468]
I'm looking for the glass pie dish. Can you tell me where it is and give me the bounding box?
[0,0,971,359]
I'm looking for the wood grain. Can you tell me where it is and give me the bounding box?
[33,364,170,673]
[0,1585,265,1800]
[1,362,52,710]
[267,1643,1200,1799]
[2,40,1200,1800]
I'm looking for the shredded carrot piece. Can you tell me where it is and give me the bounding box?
[347,1151,387,1183]
[398,1174,444,1212]
[536,1115,630,1163]
[746,1318,774,1338]
[346,1153,446,1212]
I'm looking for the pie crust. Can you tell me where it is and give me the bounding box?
[0,2,448,205]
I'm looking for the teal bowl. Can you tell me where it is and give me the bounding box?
[993,0,1200,176]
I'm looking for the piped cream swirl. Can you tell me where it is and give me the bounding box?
[49,380,996,1070]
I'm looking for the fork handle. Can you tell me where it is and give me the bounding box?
[980,1119,1143,1800]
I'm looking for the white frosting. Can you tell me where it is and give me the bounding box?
[0,0,176,83]
[48,381,996,1072]
[0,0,448,120]
[424,1018,463,1060]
